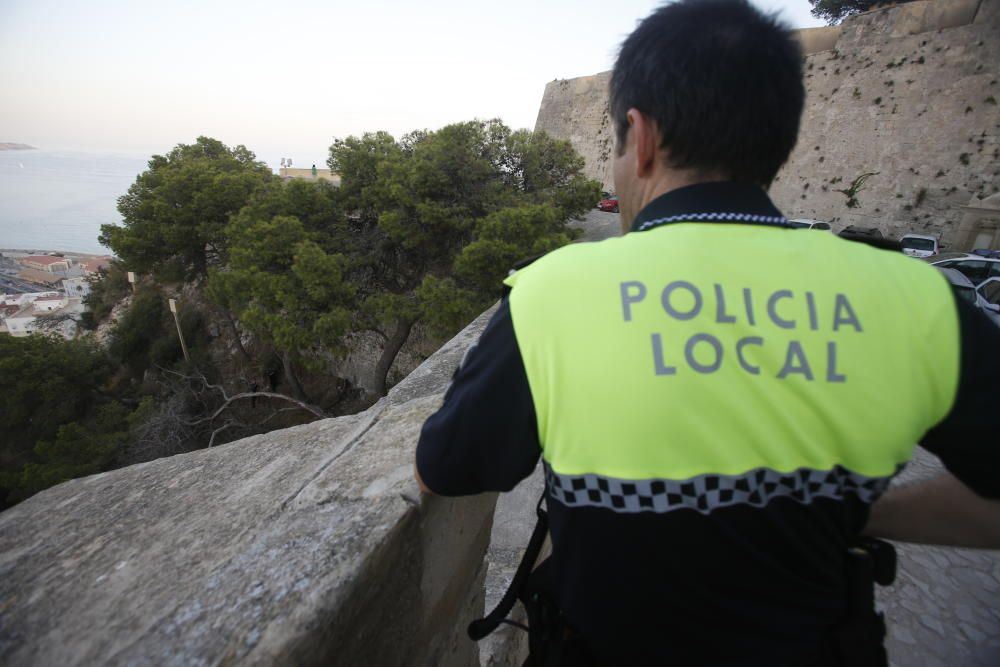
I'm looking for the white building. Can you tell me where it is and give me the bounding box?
[32,295,69,313]
[0,293,83,339]
[1,292,61,307]
[5,306,38,337]
[62,277,91,299]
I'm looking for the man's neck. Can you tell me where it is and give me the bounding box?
[621,169,731,234]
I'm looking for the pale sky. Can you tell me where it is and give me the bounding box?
[0,0,824,169]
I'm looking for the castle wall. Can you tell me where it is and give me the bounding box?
[533,0,1000,250]
[774,0,999,248]
[533,72,614,193]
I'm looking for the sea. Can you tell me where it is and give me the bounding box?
[0,149,152,255]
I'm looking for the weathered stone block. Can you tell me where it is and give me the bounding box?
[0,310,501,666]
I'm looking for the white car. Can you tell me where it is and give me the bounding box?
[929,253,1000,287]
[788,218,832,231]
[899,234,938,258]
[938,268,1000,326]
[975,277,1000,325]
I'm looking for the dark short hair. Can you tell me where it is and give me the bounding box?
[610,0,805,186]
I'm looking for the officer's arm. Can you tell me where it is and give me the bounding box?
[864,297,1000,548]
[863,473,1000,549]
[415,298,541,496]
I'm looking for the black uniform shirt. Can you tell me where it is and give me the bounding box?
[416,183,1000,665]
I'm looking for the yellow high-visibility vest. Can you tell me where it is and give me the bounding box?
[504,222,959,510]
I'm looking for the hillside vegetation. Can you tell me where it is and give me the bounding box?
[1,122,600,509]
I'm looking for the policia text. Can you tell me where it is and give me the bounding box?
[620,280,863,382]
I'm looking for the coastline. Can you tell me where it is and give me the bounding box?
[0,149,147,255]
[0,248,113,259]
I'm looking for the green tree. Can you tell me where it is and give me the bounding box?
[99,137,275,282]
[16,404,129,500]
[809,0,911,24]
[329,119,599,395]
[207,212,353,400]
[80,259,130,329]
[0,335,121,507]
[107,287,167,373]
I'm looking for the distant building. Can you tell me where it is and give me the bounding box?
[1,293,83,339]
[20,255,71,272]
[1,291,61,307]
[32,295,68,312]
[63,277,92,299]
[78,256,114,275]
[17,268,64,286]
[278,167,341,185]
[4,306,36,337]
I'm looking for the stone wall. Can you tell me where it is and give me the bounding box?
[774,0,999,248]
[533,71,614,193]
[0,308,500,666]
[533,0,1000,250]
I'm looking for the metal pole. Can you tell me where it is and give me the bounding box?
[168,298,191,363]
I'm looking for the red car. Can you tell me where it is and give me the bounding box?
[597,195,620,213]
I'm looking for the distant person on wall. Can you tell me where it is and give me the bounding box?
[312,164,317,178]
[414,0,1000,665]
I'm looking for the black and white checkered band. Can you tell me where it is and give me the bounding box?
[636,212,791,232]
[544,463,901,514]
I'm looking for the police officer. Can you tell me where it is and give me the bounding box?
[415,0,1000,664]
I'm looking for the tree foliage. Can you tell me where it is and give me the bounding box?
[99,137,275,281]
[328,119,599,393]
[0,335,123,507]
[809,0,909,24]
[207,211,354,397]
[206,179,353,399]
[80,260,130,329]
[17,403,130,500]
[1,122,600,507]
[107,287,168,374]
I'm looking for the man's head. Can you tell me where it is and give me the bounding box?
[610,0,805,228]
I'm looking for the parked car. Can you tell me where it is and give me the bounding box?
[929,253,1000,287]
[899,234,939,258]
[977,276,1000,308]
[788,218,832,231]
[598,195,620,213]
[838,225,901,251]
[937,268,1000,326]
[838,225,883,238]
[923,252,967,263]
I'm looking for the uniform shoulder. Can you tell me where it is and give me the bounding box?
[504,237,624,289]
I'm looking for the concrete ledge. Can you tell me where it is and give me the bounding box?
[0,309,499,666]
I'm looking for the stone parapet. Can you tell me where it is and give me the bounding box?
[0,308,499,666]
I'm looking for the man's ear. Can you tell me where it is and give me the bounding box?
[628,108,661,179]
